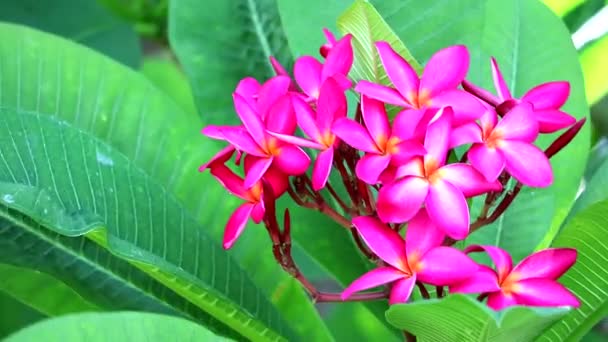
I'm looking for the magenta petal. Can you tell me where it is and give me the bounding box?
[342,267,405,301]
[421,45,469,96]
[332,118,380,153]
[450,265,501,294]
[490,57,512,101]
[467,144,506,182]
[202,125,226,140]
[233,93,266,142]
[317,78,347,131]
[487,291,518,310]
[268,131,324,149]
[430,89,484,125]
[275,145,310,175]
[250,202,265,223]
[511,248,577,280]
[356,153,391,184]
[377,176,429,223]
[312,148,334,190]
[495,102,538,142]
[465,245,514,278]
[244,157,273,189]
[393,109,426,140]
[294,56,323,97]
[219,126,265,157]
[424,106,453,167]
[199,145,236,171]
[426,179,469,239]
[209,165,248,200]
[389,275,417,304]
[361,95,390,143]
[322,34,353,78]
[417,246,478,285]
[513,278,580,308]
[375,41,419,102]
[522,81,570,110]
[355,81,408,107]
[269,56,289,76]
[500,140,553,187]
[439,163,502,196]
[391,140,427,165]
[223,203,254,249]
[265,95,296,134]
[235,77,261,106]
[449,122,482,148]
[405,208,445,259]
[291,96,322,141]
[535,109,577,133]
[395,157,425,178]
[257,76,291,116]
[352,216,408,270]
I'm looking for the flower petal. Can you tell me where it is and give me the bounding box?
[312,148,334,190]
[389,275,417,304]
[322,34,353,79]
[424,106,453,167]
[353,216,408,270]
[332,118,380,153]
[275,145,310,175]
[405,208,445,259]
[421,45,469,96]
[487,291,518,310]
[465,245,514,280]
[341,267,405,301]
[257,75,291,116]
[263,165,289,197]
[426,179,469,239]
[449,265,501,294]
[361,95,390,143]
[500,140,553,187]
[223,203,254,249]
[534,109,577,133]
[377,176,429,223]
[265,95,296,134]
[467,144,506,182]
[494,102,538,142]
[391,140,427,165]
[490,57,512,101]
[269,56,289,76]
[355,80,408,107]
[317,78,347,131]
[201,125,226,140]
[233,93,267,143]
[417,246,478,285]
[356,153,391,185]
[251,202,265,223]
[209,164,248,200]
[522,81,570,110]
[393,109,426,140]
[449,122,483,148]
[513,278,580,308]
[199,145,236,171]
[218,126,265,156]
[376,41,419,103]
[244,156,273,189]
[268,131,324,149]
[511,248,577,280]
[235,77,261,108]
[294,56,323,97]
[440,163,502,196]
[291,95,322,141]
[430,89,484,125]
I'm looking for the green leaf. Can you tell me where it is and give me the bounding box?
[566,154,608,221]
[0,0,141,67]
[4,312,230,342]
[537,200,608,341]
[562,0,605,33]
[0,263,98,316]
[386,295,569,341]
[168,0,293,122]
[581,35,608,105]
[0,291,44,339]
[542,0,586,17]
[337,0,422,86]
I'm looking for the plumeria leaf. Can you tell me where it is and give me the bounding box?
[169,0,293,123]
[536,200,608,341]
[386,294,569,341]
[4,312,229,342]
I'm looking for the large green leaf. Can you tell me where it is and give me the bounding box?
[537,200,608,341]
[4,312,229,342]
[0,263,98,316]
[0,292,44,339]
[168,0,293,122]
[581,35,608,105]
[0,0,141,67]
[386,294,568,341]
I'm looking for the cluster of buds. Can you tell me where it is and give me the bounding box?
[200,29,585,310]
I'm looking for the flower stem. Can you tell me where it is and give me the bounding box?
[461,80,500,107]
[417,282,430,299]
[404,331,417,342]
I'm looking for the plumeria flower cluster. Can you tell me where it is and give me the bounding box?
[200,29,585,310]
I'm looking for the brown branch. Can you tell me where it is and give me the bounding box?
[325,182,350,212]
[417,282,430,299]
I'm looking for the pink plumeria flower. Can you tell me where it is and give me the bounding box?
[294,33,353,100]
[450,103,553,187]
[450,245,579,310]
[319,28,338,58]
[356,42,484,128]
[377,107,501,239]
[491,58,576,133]
[332,95,426,184]
[209,161,288,249]
[342,211,478,304]
[269,78,346,190]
